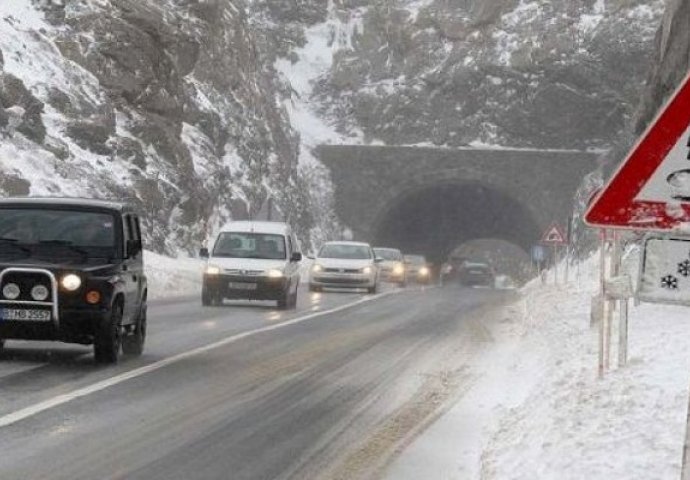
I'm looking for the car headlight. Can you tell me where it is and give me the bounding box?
[31,285,50,301]
[2,283,20,300]
[61,274,82,291]
[362,266,373,275]
[312,264,323,273]
[393,263,404,275]
[205,265,221,275]
[266,269,284,278]
[419,266,430,276]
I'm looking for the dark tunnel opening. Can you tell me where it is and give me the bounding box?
[373,183,542,266]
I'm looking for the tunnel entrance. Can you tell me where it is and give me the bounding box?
[373,183,541,267]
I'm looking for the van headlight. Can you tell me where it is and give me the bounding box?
[205,265,221,275]
[419,266,430,276]
[312,264,323,273]
[266,269,284,278]
[61,274,82,291]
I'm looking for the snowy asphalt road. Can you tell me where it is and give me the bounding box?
[0,285,516,480]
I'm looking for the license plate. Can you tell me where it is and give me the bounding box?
[228,282,257,291]
[0,309,51,322]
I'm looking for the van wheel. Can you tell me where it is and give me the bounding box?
[94,301,123,364]
[123,300,146,356]
[277,289,289,310]
[202,285,213,306]
[289,288,298,309]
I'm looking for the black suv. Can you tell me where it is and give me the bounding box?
[0,198,147,363]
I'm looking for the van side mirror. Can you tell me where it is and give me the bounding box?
[127,239,142,258]
[199,247,209,259]
[291,252,303,263]
[307,254,315,260]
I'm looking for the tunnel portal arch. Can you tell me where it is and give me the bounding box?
[372,181,541,264]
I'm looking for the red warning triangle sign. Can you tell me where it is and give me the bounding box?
[541,223,567,245]
[585,72,690,230]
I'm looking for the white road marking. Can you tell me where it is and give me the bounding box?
[0,290,401,429]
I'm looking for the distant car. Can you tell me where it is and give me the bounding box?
[458,261,495,287]
[200,221,302,310]
[0,197,147,364]
[403,254,431,284]
[440,256,469,285]
[310,241,381,293]
[373,247,406,286]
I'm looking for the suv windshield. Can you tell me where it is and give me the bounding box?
[374,248,402,261]
[0,208,117,259]
[319,244,372,260]
[213,232,286,260]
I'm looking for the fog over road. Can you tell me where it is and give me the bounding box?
[0,285,516,480]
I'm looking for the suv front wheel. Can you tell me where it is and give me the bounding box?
[123,298,147,356]
[94,301,123,364]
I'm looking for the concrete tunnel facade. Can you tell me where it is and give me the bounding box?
[317,145,599,264]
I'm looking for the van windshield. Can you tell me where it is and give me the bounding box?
[212,232,286,260]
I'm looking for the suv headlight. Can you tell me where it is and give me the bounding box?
[31,285,50,301]
[266,269,284,278]
[2,283,20,300]
[61,274,82,291]
[393,263,404,275]
[362,266,373,275]
[205,265,221,275]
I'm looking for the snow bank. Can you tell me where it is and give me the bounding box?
[481,254,690,479]
[143,250,204,301]
[387,251,690,479]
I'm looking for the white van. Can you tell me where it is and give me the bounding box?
[200,221,302,309]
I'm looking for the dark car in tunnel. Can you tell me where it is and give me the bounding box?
[441,257,495,287]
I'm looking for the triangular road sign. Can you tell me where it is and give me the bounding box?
[585,72,690,230]
[541,223,567,245]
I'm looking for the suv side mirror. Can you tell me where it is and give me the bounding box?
[291,252,303,262]
[199,247,209,259]
[127,239,142,258]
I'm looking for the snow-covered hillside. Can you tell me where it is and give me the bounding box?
[258,0,665,150]
[0,0,320,255]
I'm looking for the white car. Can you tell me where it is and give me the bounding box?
[200,221,302,309]
[309,241,381,293]
[373,247,406,286]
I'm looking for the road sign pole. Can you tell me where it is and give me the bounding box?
[618,298,629,367]
[553,244,558,285]
[598,229,607,378]
[564,245,570,284]
[681,384,690,480]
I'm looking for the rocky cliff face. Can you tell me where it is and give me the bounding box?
[636,0,690,133]
[0,0,318,253]
[258,0,665,150]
